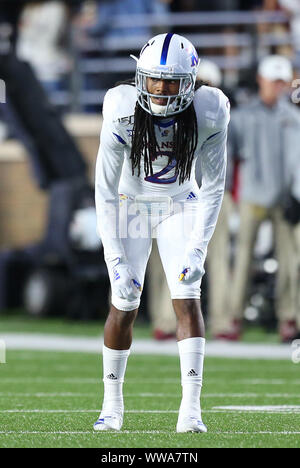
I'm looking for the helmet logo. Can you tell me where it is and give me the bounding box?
[190,52,199,67]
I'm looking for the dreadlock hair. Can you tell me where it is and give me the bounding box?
[115,79,203,185]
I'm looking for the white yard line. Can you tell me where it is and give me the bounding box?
[2,375,299,383]
[218,431,300,435]
[3,377,300,388]
[0,377,101,384]
[0,409,177,413]
[2,406,300,414]
[0,333,293,360]
[1,392,300,398]
[240,379,300,385]
[212,405,300,413]
[0,393,95,397]
[0,431,166,435]
[0,430,300,436]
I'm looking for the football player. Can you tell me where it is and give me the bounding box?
[94,33,230,433]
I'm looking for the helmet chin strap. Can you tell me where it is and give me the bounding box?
[150,101,167,115]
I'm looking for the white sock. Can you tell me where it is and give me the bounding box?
[177,337,205,418]
[101,345,130,415]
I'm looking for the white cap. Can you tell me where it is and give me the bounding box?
[197,59,222,87]
[258,55,293,82]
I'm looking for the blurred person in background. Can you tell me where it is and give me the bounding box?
[75,0,172,111]
[0,0,26,47]
[196,59,223,88]
[228,55,300,342]
[171,0,239,11]
[278,0,300,72]
[170,1,262,90]
[90,0,171,39]
[284,144,300,339]
[0,0,25,137]
[16,1,71,95]
[255,1,293,60]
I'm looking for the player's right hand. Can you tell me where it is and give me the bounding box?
[110,257,142,300]
[178,248,205,284]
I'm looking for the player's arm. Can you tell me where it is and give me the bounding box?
[180,92,230,284]
[95,95,142,298]
[95,113,126,260]
[195,126,228,251]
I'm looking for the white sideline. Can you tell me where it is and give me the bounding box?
[213,405,300,413]
[1,392,300,398]
[2,377,300,385]
[0,333,293,360]
[2,406,300,414]
[0,430,300,435]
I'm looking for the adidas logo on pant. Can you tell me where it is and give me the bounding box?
[187,369,198,377]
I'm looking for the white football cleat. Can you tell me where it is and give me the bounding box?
[93,412,123,431]
[176,416,207,433]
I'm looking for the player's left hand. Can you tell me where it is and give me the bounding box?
[178,248,205,284]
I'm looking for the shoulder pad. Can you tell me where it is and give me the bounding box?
[103,85,137,122]
[194,86,230,130]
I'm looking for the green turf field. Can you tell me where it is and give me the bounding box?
[1,347,300,448]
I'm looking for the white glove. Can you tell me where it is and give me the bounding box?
[109,257,142,300]
[178,248,205,284]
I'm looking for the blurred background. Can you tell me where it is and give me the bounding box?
[0,0,299,343]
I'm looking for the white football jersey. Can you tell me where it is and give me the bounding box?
[95,84,230,259]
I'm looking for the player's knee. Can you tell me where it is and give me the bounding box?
[178,298,200,311]
[172,298,201,322]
